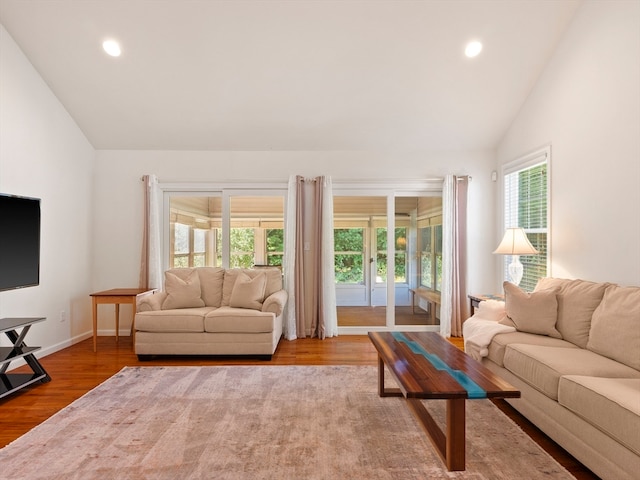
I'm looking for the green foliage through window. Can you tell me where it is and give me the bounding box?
[266,229,284,267]
[334,228,364,284]
[230,228,255,268]
[376,228,407,283]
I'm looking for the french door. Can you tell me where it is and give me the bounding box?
[333,189,442,330]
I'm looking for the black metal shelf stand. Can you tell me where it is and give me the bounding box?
[0,317,51,399]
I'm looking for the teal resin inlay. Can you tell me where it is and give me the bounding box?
[392,332,487,399]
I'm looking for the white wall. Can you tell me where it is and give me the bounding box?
[0,25,95,353]
[497,0,640,287]
[93,149,497,329]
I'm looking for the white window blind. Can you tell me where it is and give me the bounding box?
[503,148,550,292]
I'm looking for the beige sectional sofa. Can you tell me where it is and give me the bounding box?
[466,278,640,480]
[135,267,287,360]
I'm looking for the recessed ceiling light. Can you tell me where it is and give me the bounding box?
[465,41,483,58]
[102,39,121,57]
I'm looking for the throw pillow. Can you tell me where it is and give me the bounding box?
[499,281,561,338]
[162,270,205,310]
[229,272,267,310]
[535,277,610,348]
[586,285,640,370]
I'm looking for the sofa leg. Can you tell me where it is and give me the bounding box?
[137,355,153,361]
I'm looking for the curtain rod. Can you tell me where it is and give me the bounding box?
[140,175,470,184]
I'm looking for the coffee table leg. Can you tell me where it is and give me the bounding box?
[446,398,465,471]
[377,356,403,397]
[377,356,385,396]
[406,397,466,471]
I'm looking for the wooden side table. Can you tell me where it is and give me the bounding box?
[468,294,505,316]
[90,288,155,352]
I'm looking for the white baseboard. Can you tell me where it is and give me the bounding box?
[4,331,92,372]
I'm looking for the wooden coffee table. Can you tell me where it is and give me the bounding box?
[368,331,520,471]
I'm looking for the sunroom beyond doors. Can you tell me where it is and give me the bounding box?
[165,188,442,331]
[169,194,285,270]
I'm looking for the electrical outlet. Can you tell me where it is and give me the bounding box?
[59,310,66,322]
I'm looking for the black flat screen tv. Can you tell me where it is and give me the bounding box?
[0,193,41,292]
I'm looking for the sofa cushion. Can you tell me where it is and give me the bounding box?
[503,344,640,400]
[135,307,213,333]
[487,331,576,367]
[258,267,283,297]
[229,272,267,310]
[197,267,225,307]
[162,269,205,309]
[205,307,275,333]
[535,278,610,348]
[559,376,640,455]
[587,285,640,370]
[500,282,561,338]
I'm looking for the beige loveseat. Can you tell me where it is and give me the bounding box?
[135,267,287,360]
[464,278,640,480]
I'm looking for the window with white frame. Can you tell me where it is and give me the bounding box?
[502,147,550,292]
[419,222,443,291]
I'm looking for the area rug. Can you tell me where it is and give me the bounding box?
[0,366,575,480]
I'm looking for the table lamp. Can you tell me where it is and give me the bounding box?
[493,227,538,286]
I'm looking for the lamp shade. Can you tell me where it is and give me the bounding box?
[493,227,538,255]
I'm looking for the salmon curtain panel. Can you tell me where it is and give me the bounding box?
[139,174,163,291]
[283,175,338,340]
[440,174,470,337]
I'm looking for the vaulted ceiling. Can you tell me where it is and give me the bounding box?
[0,0,580,151]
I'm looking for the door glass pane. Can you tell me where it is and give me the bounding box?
[229,195,284,268]
[169,196,221,268]
[168,193,283,270]
[334,195,386,326]
[396,195,442,327]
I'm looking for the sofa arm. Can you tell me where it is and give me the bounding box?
[137,291,167,312]
[262,289,288,316]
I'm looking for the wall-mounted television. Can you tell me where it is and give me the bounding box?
[0,193,41,292]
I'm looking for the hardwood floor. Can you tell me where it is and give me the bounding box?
[337,306,438,326]
[0,335,598,479]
